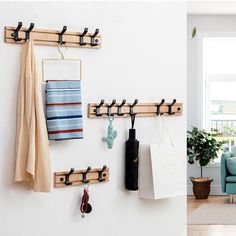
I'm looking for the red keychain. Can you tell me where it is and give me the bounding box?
[80,187,92,218]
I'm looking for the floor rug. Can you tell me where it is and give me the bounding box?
[188,203,236,225]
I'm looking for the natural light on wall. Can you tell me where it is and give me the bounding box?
[204,37,236,158]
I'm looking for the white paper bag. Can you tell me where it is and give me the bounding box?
[139,144,155,199]
[139,118,185,200]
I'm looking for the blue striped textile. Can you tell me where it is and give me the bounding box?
[46,80,83,141]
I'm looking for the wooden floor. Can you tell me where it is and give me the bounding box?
[187,195,236,236]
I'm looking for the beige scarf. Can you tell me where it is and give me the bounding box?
[15,40,51,192]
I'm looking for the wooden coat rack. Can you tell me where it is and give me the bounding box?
[88,99,183,118]
[5,22,101,48]
[54,166,109,188]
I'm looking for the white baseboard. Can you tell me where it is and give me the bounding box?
[187,184,224,196]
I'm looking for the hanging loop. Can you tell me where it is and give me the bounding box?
[58,26,67,44]
[90,29,99,46]
[168,99,177,115]
[117,99,126,116]
[131,115,136,129]
[94,99,105,116]
[98,165,107,182]
[11,22,23,41]
[25,23,34,40]
[108,115,114,123]
[64,168,74,186]
[129,99,138,116]
[107,99,116,116]
[157,99,165,116]
[79,28,88,46]
[82,167,91,184]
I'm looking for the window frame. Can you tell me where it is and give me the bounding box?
[197,32,236,167]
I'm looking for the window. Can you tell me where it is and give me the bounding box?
[202,36,236,157]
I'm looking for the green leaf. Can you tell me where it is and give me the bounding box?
[187,126,224,175]
[199,159,209,167]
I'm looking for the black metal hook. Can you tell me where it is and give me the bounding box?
[157,99,165,116]
[82,166,91,184]
[94,99,105,116]
[168,99,177,115]
[63,168,74,186]
[79,28,88,46]
[11,22,23,41]
[90,29,99,46]
[129,99,138,116]
[107,99,116,116]
[58,26,67,44]
[117,99,126,116]
[25,23,34,40]
[98,165,107,182]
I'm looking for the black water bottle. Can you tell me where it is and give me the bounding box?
[125,115,139,191]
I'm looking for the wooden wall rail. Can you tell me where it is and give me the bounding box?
[5,25,101,48]
[88,101,183,118]
[54,166,109,188]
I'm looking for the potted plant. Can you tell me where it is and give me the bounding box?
[187,127,223,199]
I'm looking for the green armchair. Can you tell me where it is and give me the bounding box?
[221,149,236,203]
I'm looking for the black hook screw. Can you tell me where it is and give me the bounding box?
[25,23,34,40]
[168,99,177,115]
[107,99,116,116]
[94,99,105,116]
[98,165,107,182]
[79,28,88,46]
[58,26,67,44]
[64,168,74,186]
[91,29,99,46]
[11,22,23,41]
[82,167,91,184]
[157,99,165,116]
[117,99,126,116]
[129,99,138,116]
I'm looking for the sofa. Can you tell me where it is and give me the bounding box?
[221,147,236,203]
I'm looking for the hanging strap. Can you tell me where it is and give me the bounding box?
[161,116,174,147]
[150,117,160,144]
[150,116,174,147]
[131,115,136,129]
[108,114,114,124]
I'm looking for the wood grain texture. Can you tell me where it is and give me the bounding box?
[54,167,109,188]
[88,102,183,118]
[5,26,101,48]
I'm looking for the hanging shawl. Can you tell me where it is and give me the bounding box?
[15,40,51,192]
[46,80,83,141]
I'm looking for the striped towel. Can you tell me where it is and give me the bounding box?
[46,80,83,140]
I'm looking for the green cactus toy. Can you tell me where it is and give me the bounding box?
[102,115,117,149]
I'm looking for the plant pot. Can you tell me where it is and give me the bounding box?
[190,177,213,199]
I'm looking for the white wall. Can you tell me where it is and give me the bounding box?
[187,2,236,15]
[187,15,236,195]
[0,2,187,236]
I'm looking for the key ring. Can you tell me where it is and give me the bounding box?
[108,114,114,123]
[83,182,89,189]
[80,184,92,218]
